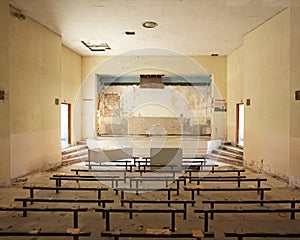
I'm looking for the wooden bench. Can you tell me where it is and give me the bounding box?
[114,187,178,202]
[0,207,88,228]
[184,169,245,182]
[49,175,123,188]
[101,229,215,239]
[189,177,267,188]
[179,175,246,184]
[86,159,133,170]
[15,197,114,208]
[85,163,134,171]
[194,208,300,232]
[182,164,219,171]
[121,199,195,219]
[182,157,206,163]
[0,228,90,240]
[202,199,300,219]
[95,208,185,231]
[224,231,300,239]
[126,177,186,195]
[128,176,175,189]
[183,186,271,205]
[135,169,182,178]
[71,167,133,175]
[23,185,108,201]
[138,164,178,171]
[133,158,150,169]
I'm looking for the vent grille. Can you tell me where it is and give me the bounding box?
[140,74,164,89]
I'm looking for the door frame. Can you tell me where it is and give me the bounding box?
[61,102,71,145]
[236,103,244,147]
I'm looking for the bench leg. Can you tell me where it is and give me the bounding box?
[30,189,34,204]
[204,212,209,232]
[210,203,214,220]
[171,211,175,232]
[257,180,261,194]
[124,171,127,183]
[136,181,139,191]
[73,210,78,228]
[129,203,133,219]
[260,189,264,202]
[55,179,60,192]
[106,211,110,231]
[102,202,107,218]
[183,202,187,220]
[97,190,102,202]
[191,191,195,203]
[121,191,124,202]
[22,200,27,217]
[291,202,296,220]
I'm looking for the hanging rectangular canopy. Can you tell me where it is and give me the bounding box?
[97,74,212,92]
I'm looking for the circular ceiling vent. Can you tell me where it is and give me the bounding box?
[142,21,158,28]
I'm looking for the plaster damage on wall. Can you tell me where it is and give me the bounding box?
[97,84,212,136]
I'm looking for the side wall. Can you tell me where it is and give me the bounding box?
[0,0,11,184]
[61,46,82,144]
[9,8,62,179]
[227,9,291,180]
[227,46,244,145]
[289,1,300,187]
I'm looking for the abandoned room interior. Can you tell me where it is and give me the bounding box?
[0,0,300,239]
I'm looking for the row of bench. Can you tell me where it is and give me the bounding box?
[2,157,299,239]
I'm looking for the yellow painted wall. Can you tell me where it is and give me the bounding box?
[191,56,227,100]
[243,9,290,178]
[227,9,291,180]
[289,0,300,187]
[81,56,227,99]
[227,46,244,145]
[0,0,11,184]
[61,46,82,144]
[9,8,62,179]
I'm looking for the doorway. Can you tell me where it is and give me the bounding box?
[236,103,244,147]
[61,103,71,148]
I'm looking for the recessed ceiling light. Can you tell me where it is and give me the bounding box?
[125,31,135,35]
[142,21,158,28]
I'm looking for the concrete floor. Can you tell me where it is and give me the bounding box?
[0,158,300,240]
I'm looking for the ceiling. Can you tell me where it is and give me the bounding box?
[10,0,290,56]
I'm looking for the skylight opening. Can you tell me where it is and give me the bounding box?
[81,40,111,51]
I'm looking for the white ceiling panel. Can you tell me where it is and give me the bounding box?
[10,0,290,56]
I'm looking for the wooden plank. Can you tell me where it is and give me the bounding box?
[146,229,171,235]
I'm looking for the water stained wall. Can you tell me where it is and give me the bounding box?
[97,84,212,136]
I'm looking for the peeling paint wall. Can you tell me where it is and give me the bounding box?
[98,84,212,135]
[80,54,227,139]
